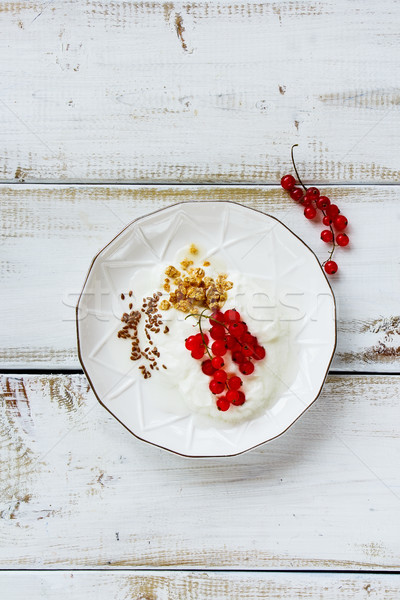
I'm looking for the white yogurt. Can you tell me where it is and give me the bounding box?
[128,258,296,425]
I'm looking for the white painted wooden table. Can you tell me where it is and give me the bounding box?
[1,1,400,597]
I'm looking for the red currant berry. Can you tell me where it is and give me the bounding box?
[333,215,348,231]
[290,187,303,202]
[232,391,246,406]
[228,322,246,338]
[320,229,333,243]
[305,187,320,200]
[242,332,256,345]
[242,344,254,357]
[322,215,332,226]
[211,356,224,369]
[196,332,208,345]
[191,346,205,360]
[211,340,227,356]
[324,260,338,275]
[224,309,241,322]
[185,336,199,351]
[211,311,225,326]
[228,376,242,390]
[232,351,245,364]
[326,204,339,218]
[304,205,317,219]
[213,369,227,384]
[225,336,236,349]
[210,325,226,340]
[209,380,225,395]
[239,361,255,375]
[281,174,296,191]
[336,233,349,246]
[226,390,239,404]
[316,196,330,210]
[201,360,215,376]
[253,346,266,360]
[216,397,230,411]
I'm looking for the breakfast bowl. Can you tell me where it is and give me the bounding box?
[76,201,336,457]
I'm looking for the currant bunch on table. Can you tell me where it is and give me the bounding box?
[281,145,349,275]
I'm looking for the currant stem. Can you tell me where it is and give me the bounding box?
[290,144,336,264]
[321,208,336,264]
[198,312,213,359]
[185,310,213,358]
[291,144,307,191]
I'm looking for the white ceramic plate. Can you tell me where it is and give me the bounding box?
[77,201,336,457]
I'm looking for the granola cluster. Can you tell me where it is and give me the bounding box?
[160,251,233,314]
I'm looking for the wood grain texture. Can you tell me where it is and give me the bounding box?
[2,571,400,599]
[0,0,399,183]
[1,373,399,569]
[1,184,400,370]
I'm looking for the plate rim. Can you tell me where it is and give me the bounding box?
[76,199,337,458]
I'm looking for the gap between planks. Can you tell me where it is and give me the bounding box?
[1,370,400,376]
[1,568,400,575]
[3,182,400,187]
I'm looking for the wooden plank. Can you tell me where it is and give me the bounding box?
[0,0,399,183]
[2,571,400,599]
[1,373,399,569]
[1,184,399,371]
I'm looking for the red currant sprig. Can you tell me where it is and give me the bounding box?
[280,145,350,275]
[184,309,266,411]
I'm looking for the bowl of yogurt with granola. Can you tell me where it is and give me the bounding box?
[77,201,336,457]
